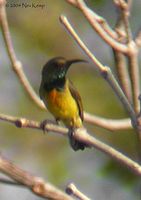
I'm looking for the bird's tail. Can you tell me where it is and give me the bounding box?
[68,128,87,151]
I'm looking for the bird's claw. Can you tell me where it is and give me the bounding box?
[40,119,48,134]
[40,119,59,134]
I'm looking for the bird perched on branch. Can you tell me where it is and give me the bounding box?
[39,57,87,151]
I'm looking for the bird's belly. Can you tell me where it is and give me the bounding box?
[47,90,77,118]
[44,89,79,123]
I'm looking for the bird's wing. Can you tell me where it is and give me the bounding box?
[69,80,84,122]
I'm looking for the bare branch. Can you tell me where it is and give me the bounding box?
[114,0,140,113]
[113,15,132,101]
[60,14,141,160]
[0,1,45,110]
[84,113,132,131]
[0,0,134,134]
[0,155,74,200]
[0,109,133,132]
[66,183,90,200]
[67,0,120,41]
[0,0,140,198]
[0,112,141,176]
[65,1,140,126]
[60,15,137,128]
[114,0,132,42]
[66,0,128,54]
[67,0,140,114]
[135,28,141,48]
[113,0,141,159]
[0,113,67,136]
[74,128,141,176]
[113,50,131,100]
[60,16,105,71]
[127,49,140,113]
[0,0,133,133]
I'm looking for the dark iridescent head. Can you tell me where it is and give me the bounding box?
[41,57,87,82]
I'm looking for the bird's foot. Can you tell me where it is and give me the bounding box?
[55,118,60,125]
[68,127,86,151]
[40,119,59,134]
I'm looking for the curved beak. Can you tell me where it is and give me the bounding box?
[66,59,88,70]
[67,59,87,65]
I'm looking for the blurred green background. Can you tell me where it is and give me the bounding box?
[0,0,141,199]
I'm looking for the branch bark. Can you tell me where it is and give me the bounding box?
[135,29,141,48]
[113,14,132,101]
[0,155,74,200]
[84,113,132,131]
[67,0,140,114]
[67,0,128,54]
[0,0,141,198]
[66,183,90,200]
[0,0,134,132]
[114,0,140,113]
[60,15,137,128]
[0,113,141,176]
[0,0,45,110]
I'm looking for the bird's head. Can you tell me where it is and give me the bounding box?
[41,57,87,82]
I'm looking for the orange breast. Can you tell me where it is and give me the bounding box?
[48,89,57,104]
[46,88,63,111]
[43,85,82,127]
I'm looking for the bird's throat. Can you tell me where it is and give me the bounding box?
[43,77,66,92]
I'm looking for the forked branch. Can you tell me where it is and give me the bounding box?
[0,0,133,131]
[60,16,137,128]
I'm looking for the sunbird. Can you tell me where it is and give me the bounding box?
[39,57,87,151]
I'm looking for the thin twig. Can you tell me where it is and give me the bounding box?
[67,0,121,41]
[113,14,132,101]
[0,113,67,135]
[114,0,140,113]
[127,50,140,113]
[113,8,141,159]
[135,29,141,48]
[114,0,133,42]
[0,0,133,132]
[66,183,90,200]
[0,155,74,200]
[113,50,131,100]
[60,14,141,160]
[60,15,137,128]
[113,0,141,161]
[0,1,45,110]
[84,113,132,131]
[67,0,140,114]
[66,0,140,118]
[0,0,134,133]
[67,0,128,54]
[0,113,141,176]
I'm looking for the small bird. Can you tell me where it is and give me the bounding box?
[39,57,87,151]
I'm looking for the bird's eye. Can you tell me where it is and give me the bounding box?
[57,59,65,67]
